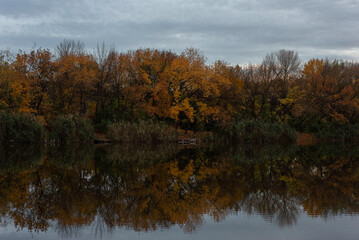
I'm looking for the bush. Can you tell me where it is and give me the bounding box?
[0,111,44,144]
[228,120,297,143]
[314,123,359,142]
[106,120,178,143]
[48,115,94,144]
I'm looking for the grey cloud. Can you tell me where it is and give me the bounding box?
[0,0,358,64]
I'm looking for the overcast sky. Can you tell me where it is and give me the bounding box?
[0,0,358,64]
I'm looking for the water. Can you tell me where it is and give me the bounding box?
[0,143,359,239]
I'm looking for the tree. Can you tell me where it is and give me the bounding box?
[50,50,97,117]
[293,59,359,126]
[56,39,85,58]
[12,49,55,117]
[0,49,16,110]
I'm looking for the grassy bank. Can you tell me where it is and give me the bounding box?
[3,110,359,145]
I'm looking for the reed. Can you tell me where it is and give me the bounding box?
[106,120,178,143]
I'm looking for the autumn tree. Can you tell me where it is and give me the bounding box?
[166,48,238,131]
[289,59,359,130]
[125,49,176,120]
[0,50,16,110]
[11,49,55,118]
[92,43,121,122]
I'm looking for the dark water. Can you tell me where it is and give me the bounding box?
[1,143,359,240]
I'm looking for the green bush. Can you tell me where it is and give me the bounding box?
[106,120,178,143]
[314,124,359,142]
[229,120,297,143]
[0,111,44,144]
[48,115,94,144]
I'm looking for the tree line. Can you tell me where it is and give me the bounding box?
[1,40,359,133]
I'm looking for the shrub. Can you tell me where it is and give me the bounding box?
[48,115,94,144]
[0,111,44,144]
[106,120,178,143]
[228,120,297,143]
[314,123,359,142]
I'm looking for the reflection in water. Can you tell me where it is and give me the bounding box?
[1,143,359,238]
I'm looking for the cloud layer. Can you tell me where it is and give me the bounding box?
[1,0,358,64]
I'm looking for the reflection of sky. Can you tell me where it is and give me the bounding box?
[1,211,359,240]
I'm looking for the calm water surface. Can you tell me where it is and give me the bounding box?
[1,143,359,239]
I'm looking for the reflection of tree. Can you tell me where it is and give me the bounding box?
[1,143,359,237]
[284,146,359,218]
[54,222,84,239]
[240,191,300,227]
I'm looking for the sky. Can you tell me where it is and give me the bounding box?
[0,0,358,65]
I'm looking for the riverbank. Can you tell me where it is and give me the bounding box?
[2,111,359,146]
